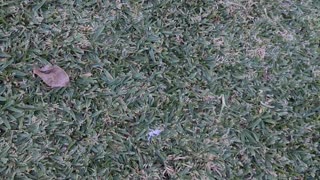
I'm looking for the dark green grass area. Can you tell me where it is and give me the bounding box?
[0,0,319,179]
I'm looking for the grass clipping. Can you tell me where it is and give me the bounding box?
[33,65,70,88]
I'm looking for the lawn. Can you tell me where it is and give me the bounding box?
[0,0,319,179]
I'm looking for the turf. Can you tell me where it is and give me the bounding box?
[0,0,319,179]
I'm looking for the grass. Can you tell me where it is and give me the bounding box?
[0,0,319,179]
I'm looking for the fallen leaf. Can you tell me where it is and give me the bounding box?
[33,65,70,88]
[81,72,92,77]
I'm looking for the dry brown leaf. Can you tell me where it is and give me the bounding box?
[33,65,70,88]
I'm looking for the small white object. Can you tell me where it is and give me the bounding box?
[147,129,163,142]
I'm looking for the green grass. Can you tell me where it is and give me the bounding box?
[1,0,319,179]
